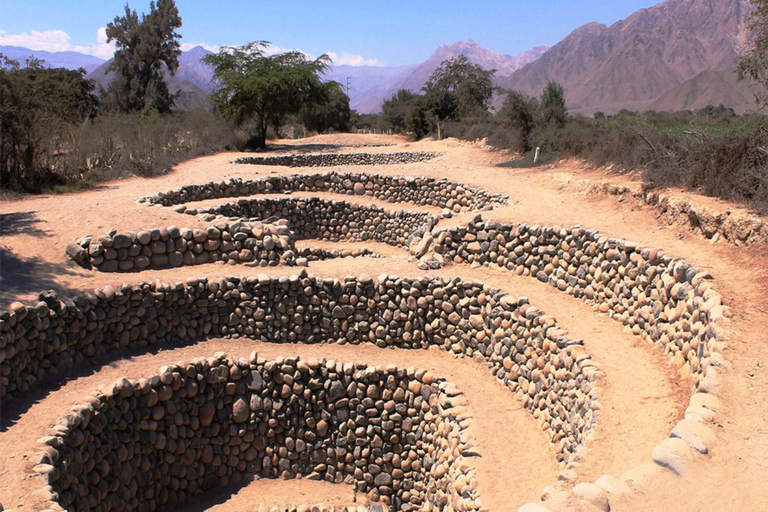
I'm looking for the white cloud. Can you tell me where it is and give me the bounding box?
[325,51,382,67]
[180,42,220,53]
[0,29,382,67]
[0,28,115,60]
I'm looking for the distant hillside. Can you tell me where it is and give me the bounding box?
[0,45,106,73]
[87,46,214,110]
[501,0,754,114]
[649,69,756,113]
[323,64,416,114]
[336,40,549,113]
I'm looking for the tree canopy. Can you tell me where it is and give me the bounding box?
[104,0,182,114]
[204,41,332,148]
[424,55,495,119]
[500,90,539,151]
[0,56,98,191]
[539,80,567,128]
[422,55,495,139]
[300,81,351,134]
[738,0,768,106]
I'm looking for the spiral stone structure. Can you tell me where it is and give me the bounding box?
[1,140,744,512]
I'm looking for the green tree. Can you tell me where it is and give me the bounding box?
[104,0,182,114]
[300,81,351,133]
[1,56,98,191]
[203,41,331,149]
[382,89,418,133]
[500,89,539,151]
[539,80,568,128]
[738,0,768,106]
[406,95,431,139]
[423,55,495,139]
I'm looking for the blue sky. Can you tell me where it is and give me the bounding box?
[1,0,662,65]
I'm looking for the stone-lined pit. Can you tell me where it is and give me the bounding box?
[233,151,439,167]
[70,197,434,271]
[2,273,600,476]
[198,197,434,250]
[140,171,508,213]
[34,354,478,512]
[424,217,727,390]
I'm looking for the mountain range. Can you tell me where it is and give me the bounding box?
[1,0,759,115]
[502,0,755,114]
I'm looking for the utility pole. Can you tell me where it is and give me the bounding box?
[345,77,351,97]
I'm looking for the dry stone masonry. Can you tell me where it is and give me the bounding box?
[140,171,508,213]
[32,354,479,512]
[198,197,434,250]
[3,273,600,492]
[423,216,726,391]
[69,220,296,272]
[233,152,439,168]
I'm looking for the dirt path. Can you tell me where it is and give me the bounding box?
[1,133,766,512]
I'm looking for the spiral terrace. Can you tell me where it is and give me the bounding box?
[0,135,766,512]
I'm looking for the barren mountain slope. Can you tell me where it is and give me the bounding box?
[503,0,752,113]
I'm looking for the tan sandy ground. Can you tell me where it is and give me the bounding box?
[0,134,766,511]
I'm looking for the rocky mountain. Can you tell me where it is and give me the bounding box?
[332,40,548,113]
[0,45,106,73]
[501,0,755,114]
[176,46,215,93]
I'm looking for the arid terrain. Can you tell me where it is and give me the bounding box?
[1,133,766,512]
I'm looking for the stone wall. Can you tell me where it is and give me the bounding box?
[552,175,767,246]
[198,197,433,249]
[141,171,508,213]
[233,151,439,168]
[427,217,727,389]
[69,220,296,271]
[33,354,479,512]
[1,274,599,469]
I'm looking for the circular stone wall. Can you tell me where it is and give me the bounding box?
[36,354,477,512]
[233,151,439,167]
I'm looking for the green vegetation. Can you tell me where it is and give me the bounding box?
[738,0,768,106]
[0,56,99,192]
[203,42,336,149]
[103,0,183,114]
[381,56,495,140]
[377,75,768,210]
[0,0,354,194]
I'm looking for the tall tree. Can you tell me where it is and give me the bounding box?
[382,89,418,133]
[300,81,351,134]
[500,89,539,152]
[104,0,182,114]
[539,80,567,128]
[738,0,768,106]
[203,41,331,149]
[423,55,495,139]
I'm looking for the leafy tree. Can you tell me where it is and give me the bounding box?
[539,80,568,128]
[103,0,182,114]
[204,41,331,149]
[1,56,98,191]
[382,89,418,133]
[423,55,495,139]
[300,81,351,133]
[737,0,768,106]
[500,89,539,151]
[406,95,431,139]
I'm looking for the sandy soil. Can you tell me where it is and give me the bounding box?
[0,133,766,512]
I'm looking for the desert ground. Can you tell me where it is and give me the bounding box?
[0,133,766,512]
